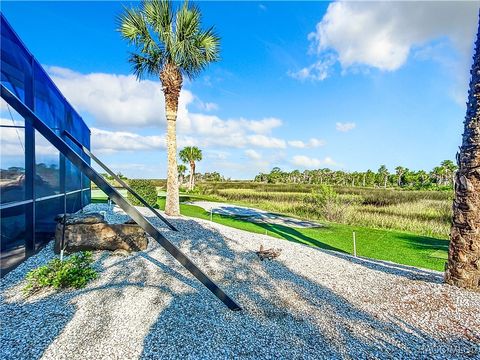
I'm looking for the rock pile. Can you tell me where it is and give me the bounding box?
[54,212,148,253]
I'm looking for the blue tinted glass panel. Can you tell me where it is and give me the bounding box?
[35,131,60,197]
[1,98,25,127]
[0,126,26,203]
[65,136,82,192]
[66,192,82,214]
[34,63,64,130]
[82,188,91,206]
[35,196,63,248]
[0,16,32,104]
[1,204,27,274]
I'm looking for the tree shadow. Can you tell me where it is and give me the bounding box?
[0,209,476,359]
[251,222,445,283]
[138,217,477,359]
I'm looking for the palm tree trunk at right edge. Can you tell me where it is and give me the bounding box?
[445,12,480,291]
[165,113,180,216]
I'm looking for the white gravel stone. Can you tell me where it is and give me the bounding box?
[1,203,479,360]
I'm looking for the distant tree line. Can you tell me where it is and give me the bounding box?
[253,160,457,190]
[196,171,228,182]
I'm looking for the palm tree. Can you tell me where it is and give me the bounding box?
[416,170,428,187]
[378,165,389,188]
[395,166,405,187]
[118,0,220,215]
[177,164,187,184]
[179,146,202,190]
[431,166,444,186]
[441,160,458,187]
[445,13,480,291]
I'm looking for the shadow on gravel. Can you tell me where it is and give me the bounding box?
[248,222,444,283]
[0,214,473,359]
[139,218,476,359]
[0,251,109,360]
[325,252,444,283]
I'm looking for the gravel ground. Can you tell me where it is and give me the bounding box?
[184,200,321,228]
[1,203,479,360]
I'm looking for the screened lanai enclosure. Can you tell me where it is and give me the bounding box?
[0,13,240,309]
[0,14,91,274]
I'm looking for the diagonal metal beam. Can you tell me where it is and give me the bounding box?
[63,130,177,232]
[1,84,242,311]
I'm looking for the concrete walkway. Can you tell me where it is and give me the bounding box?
[184,201,322,228]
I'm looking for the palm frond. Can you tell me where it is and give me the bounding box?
[128,52,163,79]
[118,6,155,52]
[119,0,220,81]
[143,0,173,56]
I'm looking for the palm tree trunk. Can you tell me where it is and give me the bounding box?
[165,113,180,215]
[161,64,182,216]
[190,162,196,190]
[445,13,480,291]
[189,162,194,190]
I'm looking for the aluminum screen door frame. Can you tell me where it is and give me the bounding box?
[1,84,242,311]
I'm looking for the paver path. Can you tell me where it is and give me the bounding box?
[185,200,322,228]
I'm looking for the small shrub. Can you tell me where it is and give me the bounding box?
[303,185,349,222]
[303,185,337,206]
[24,252,97,296]
[127,179,158,207]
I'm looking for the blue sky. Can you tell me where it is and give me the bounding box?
[2,1,479,179]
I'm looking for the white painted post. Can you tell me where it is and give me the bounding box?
[60,249,64,262]
[353,231,357,257]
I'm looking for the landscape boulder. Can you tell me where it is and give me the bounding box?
[54,212,148,254]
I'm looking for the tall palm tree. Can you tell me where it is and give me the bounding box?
[118,0,220,215]
[179,146,202,190]
[445,12,480,291]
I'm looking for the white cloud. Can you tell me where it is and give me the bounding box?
[308,1,478,72]
[308,138,326,147]
[47,66,193,128]
[336,122,356,132]
[242,117,282,134]
[45,66,326,154]
[205,150,229,160]
[247,134,287,149]
[0,125,25,156]
[288,55,336,81]
[288,138,326,148]
[291,155,338,169]
[91,128,166,154]
[0,123,58,157]
[197,101,219,112]
[245,149,262,160]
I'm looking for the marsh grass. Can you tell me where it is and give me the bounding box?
[197,183,452,238]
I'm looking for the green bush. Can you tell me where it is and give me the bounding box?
[24,252,97,296]
[127,179,158,207]
[303,185,349,222]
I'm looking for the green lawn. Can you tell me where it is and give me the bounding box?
[91,191,449,271]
